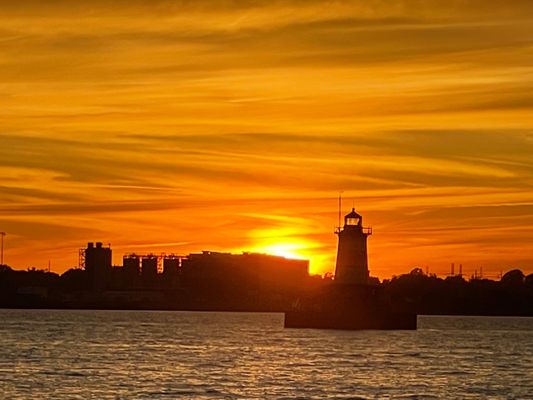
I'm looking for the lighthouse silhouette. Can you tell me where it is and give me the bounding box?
[334,206,372,284]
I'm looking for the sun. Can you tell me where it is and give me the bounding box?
[253,242,308,261]
[239,225,333,276]
[253,241,333,276]
[246,235,326,275]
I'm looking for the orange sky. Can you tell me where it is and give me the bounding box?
[1,1,533,278]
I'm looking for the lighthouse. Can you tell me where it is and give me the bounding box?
[334,207,372,284]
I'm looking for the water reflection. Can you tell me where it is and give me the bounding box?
[0,310,531,399]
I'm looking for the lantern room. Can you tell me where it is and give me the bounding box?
[344,208,362,227]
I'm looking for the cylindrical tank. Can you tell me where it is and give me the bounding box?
[141,256,158,278]
[163,257,179,275]
[123,255,140,275]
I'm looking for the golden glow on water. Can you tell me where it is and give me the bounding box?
[2,310,532,398]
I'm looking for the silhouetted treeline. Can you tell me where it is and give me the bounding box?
[0,264,531,316]
[380,268,533,316]
[0,264,319,311]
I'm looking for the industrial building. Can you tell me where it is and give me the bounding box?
[81,244,308,292]
[123,254,140,287]
[82,242,112,291]
[181,251,309,290]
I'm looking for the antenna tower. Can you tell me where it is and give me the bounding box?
[337,191,343,232]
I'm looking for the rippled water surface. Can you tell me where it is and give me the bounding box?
[0,310,532,399]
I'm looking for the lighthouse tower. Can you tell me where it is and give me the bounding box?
[334,208,372,284]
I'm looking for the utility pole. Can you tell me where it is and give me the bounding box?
[0,232,5,266]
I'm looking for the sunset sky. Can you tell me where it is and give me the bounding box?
[1,0,533,278]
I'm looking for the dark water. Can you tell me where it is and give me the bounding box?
[0,310,531,399]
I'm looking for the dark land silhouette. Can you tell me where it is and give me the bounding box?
[1,208,532,320]
[0,251,531,316]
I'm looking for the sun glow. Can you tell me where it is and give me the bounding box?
[250,240,327,276]
[243,226,329,275]
[252,242,308,261]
